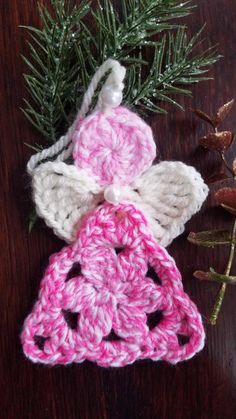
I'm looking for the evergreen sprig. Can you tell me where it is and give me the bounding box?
[124,27,218,113]
[22,0,220,143]
[21,0,90,141]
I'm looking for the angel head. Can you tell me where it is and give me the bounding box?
[28,59,208,246]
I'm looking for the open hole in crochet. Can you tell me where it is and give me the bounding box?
[146,265,162,285]
[177,334,190,346]
[65,210,73,220]
[65,262,82,282]
[33,335,49,351]
[103,329,123,342]
[62,309,80,330]
[146,310,163,330]
[155,218,167,229]
[115,247,124,255]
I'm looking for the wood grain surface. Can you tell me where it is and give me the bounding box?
[1,1,236,418]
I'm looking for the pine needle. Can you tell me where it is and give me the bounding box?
[21,0,221,143]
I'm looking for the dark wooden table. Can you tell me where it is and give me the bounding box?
[1,1,236,418]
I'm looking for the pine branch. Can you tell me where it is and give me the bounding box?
[126,27,219,113]
[21,0,90,141]
[81,0,194,67]
[21,0,221,143]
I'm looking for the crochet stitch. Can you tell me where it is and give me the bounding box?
[21,202,205,367]
[72,106,156,186]
[22,59,207,367]
[32,159,208,246]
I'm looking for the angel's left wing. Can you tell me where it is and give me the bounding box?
[32,161,102,242]
[125,161,208,247]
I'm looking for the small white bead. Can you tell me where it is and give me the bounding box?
[104,185,123,204]
[100,86,123,108]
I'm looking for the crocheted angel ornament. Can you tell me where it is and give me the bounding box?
[21,60,208,367]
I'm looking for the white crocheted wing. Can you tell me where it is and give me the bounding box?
[32,161,103,242]
[125,161,208,247]
[32,160,208,247]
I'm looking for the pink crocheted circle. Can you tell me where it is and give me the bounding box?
[21,203,205,367]
[72,106,156,186]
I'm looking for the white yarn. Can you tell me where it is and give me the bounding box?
[32,160,208,246]
[27,132,73,176]
[78,59,126,119]
[27,59,126,175]
[32,161,103,242]
[128,161,209,247]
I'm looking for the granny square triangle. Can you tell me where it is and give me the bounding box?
[21,203,205,367]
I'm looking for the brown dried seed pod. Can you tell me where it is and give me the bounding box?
[192,108,214,126]
[215,187,236,214]
[199,131,234,151]
[214,99,234,126]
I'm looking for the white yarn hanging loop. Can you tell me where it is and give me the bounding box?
[27,131,73,175]
[27,59,126,175]
[76,59,126,120]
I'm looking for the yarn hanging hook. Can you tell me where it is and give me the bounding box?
[26,59,126,175]
[76,58,126,119]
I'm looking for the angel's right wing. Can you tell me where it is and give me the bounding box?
[126,161,208,247]
[32,161,103,242]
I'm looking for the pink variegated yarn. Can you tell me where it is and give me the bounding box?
[72,106,156,185]
[21,203,205,367]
